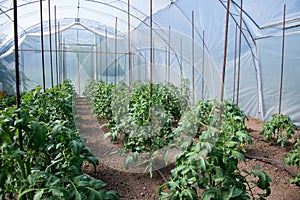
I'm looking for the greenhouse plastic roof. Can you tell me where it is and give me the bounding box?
[0,0,300,50]
[0,0,171,50]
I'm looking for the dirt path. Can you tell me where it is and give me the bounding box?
[76,98,300,200]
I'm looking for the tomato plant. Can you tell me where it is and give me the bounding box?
[0,95,16,110]
[260,113,297,146]
[0,80,119,200]
[159,100,271,199]
[284,139,300,185]
[96,80,190,176]
[84,80,114,120]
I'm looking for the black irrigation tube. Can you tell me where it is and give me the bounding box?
[244,154,297,178]
[156,168,168,184]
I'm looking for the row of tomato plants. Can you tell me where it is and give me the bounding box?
[0,80,119,200]
[84,80,275,199]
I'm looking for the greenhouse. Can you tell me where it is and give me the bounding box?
[0,0,300,199]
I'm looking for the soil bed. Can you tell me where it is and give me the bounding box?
[76,98,300,200]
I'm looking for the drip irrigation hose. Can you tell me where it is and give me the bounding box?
[244,154,297,177]
[156,168,168,183]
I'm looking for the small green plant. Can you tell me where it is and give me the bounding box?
[284,139,300,185]
[159,100,271,200]
[260,113,297,146]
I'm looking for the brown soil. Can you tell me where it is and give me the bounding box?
[76,98,300,200]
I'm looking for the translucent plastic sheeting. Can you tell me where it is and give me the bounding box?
[16,22,135,95]
[258,33,300,126]
[136,0,300,124]
[0,0,171,53]
[0,0,300,126]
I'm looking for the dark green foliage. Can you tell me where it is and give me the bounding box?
[159,100,271,200]
[284,139,300,185]
[84,79,190,176]
[0,80,119,200]
[83,80,114,119]
[260,113,297,146]
[0,95,16,110]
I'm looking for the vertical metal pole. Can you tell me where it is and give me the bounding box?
[202,30,205,99]
[105,28,108,84]
[236,0,242,106]
[192,10,195,104]
[138,41,141,80]
[40,0,46,92]
[54,5,59,85]
[128,0,131,86]
[144,52,147,81]
[58,21,61,83]
[100,37,102,81]
[13,0,23,151]
[63,39,66,80]
[165,46,167,83]
[132,53,135,82]
[233,25,238,102]
[153,36,155,82]
[279,4,286,114]
[77,51,80,95]
[180,37,183,77]
[150,0,153,96]
[48,0,53,87]
[115,17,118,85]
[95,34,98,80]
[168,26,171,83]
[220,0,230,102]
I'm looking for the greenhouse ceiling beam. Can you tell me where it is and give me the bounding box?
[260,17,300,30]
[218,0,255,50]
[17,48,133,54]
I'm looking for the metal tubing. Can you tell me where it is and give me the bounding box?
[58,21,61,83]
[13,0,23,150]
[54,6,59,85]
[180,37,183,77]
[40,0,46,92]
[220,0,230,102]
[233,25,238,102]
[150,0,153,97]
[132,53,135,82]
[77,51,80,95]
[236,0,242,106]
[202,30,205,99]
[115,17,118,85]
[48,0,53,87]
[144,52,147,81]
[168,26,171,83]
[128,0,131,86]
[105,28,108,84]
[138,41,141,80]
[279,4,286,114]
[95,34,98,80]
[165,46,167,83]
[100,37,102,81]
[192,10,195,104]
[63,39,66,80]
